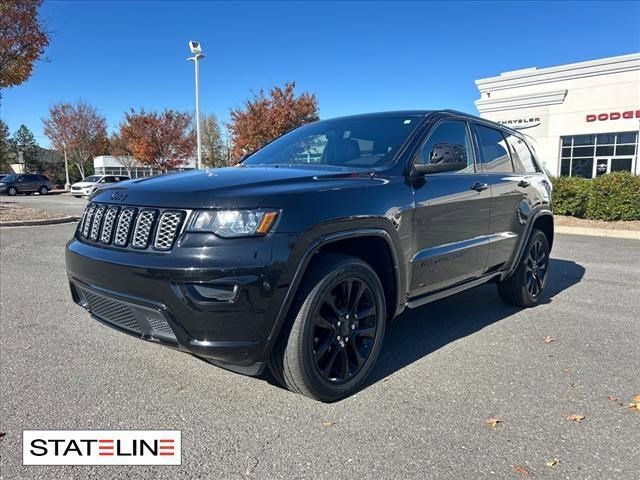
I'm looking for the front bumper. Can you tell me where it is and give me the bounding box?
[65,232,298,373]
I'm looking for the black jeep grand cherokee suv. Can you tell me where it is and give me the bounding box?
[66,110,553,401]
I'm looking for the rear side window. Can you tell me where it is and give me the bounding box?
[504,133,538,173]
[476,125,514,173]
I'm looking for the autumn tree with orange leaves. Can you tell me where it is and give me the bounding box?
[119,109,195,172]
[0,0,50,90]
[43,101,108,179]
[228,82,319,162]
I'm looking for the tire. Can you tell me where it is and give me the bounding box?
[497,229,550,307]
[38,186,48,195]
[73,195,82,198]
[7,186,17,196]
[269,254,386,402]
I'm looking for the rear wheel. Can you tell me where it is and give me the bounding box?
[497,229,550,307]
[38,186,48,195]
[7,186,17,196]
[269,254,386,402]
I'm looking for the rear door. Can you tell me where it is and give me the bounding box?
[23,174,39,191]
[472,124,536,271]
[409,118,492,297]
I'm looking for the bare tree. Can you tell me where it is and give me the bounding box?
[109,132,137,177]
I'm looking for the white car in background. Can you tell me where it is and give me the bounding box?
[71,175,130,198]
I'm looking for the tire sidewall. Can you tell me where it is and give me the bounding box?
[39,186,48,195]
[296,260,386,401]
[7,187,17,196]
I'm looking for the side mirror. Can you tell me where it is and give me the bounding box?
[413,143,468,175]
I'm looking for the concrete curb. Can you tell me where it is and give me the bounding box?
[0,216,80,227]
[556,225,640,240]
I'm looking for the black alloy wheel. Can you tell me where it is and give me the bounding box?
[269,254,386,402]
[312,277,379,383]
[497,228,550,307]
[524,236,548,299]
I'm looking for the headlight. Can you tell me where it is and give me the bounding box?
[188,209,278,237]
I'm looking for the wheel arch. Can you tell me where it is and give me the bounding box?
[502,209,554,281]
[263,227,405,360]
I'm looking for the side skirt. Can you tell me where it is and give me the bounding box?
[405,272,501,309]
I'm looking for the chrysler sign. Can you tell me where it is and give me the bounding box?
[586,110,640,122]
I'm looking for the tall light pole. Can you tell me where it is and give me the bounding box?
[63,145,70,190]
[188,40,205,169]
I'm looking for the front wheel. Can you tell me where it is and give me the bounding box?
[7,186,17,196]
[269,254,386,402]
[497,229,550,307]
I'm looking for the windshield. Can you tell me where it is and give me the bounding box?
[243,114,422,169]
[2,174,17,182]
[81,176,101,183]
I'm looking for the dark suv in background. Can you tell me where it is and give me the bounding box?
[66,110,553,401]
[0,174,52,196]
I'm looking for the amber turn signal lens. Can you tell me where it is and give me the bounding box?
[256,211,278,234]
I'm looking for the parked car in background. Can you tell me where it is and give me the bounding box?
[66,110,553,401]
[0,174,52,196]
[71,175,130,198]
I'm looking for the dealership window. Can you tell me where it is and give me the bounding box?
[559,131,638,178]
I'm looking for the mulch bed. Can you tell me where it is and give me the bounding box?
[555,215,640,231]
[0,202,63,223]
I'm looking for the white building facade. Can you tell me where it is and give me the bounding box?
[93,155,196,178]
[475,53,640,178]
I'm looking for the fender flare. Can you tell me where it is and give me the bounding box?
[262,227,404,359]
[502,209,554,280]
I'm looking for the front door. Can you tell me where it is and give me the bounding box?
[594,157,634,177]
[409,119,491,297]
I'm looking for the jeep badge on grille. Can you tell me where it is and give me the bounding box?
[111,191,127,201]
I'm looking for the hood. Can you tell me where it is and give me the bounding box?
[90,165,378,208]
[72,181,97,188]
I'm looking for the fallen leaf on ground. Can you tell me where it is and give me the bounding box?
[0,432,5,440]
[607,395,620,402]
[627,394,640,411]
[570,382,578,388]
[321,421,336,428]
[513,464,530,476]
[546,457,560,467]
[562,368,571,373]
[566,414,585,422]
[543,336,555,344]
[484,417,502,429]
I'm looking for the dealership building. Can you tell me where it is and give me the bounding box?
[93,155,196,178]
[475,53,639,178]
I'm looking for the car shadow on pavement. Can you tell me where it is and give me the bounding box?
[365,258,585,386]
[260,258,584,395]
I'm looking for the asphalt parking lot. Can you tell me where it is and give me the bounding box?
[1,221,639,479]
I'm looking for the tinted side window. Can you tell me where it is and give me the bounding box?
[505,133,538,173]
[25,174,38,181]
[476,125,514,173]
[417,120,475,173]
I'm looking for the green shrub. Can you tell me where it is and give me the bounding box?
[586,172,640,221]
[551,175,591,218]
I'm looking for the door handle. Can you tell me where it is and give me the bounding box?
[470,182,489,192]
[518,180,530,188]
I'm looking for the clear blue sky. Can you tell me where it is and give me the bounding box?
[2,0,639,147]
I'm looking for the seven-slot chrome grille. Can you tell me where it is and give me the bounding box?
[78,203,186,252]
